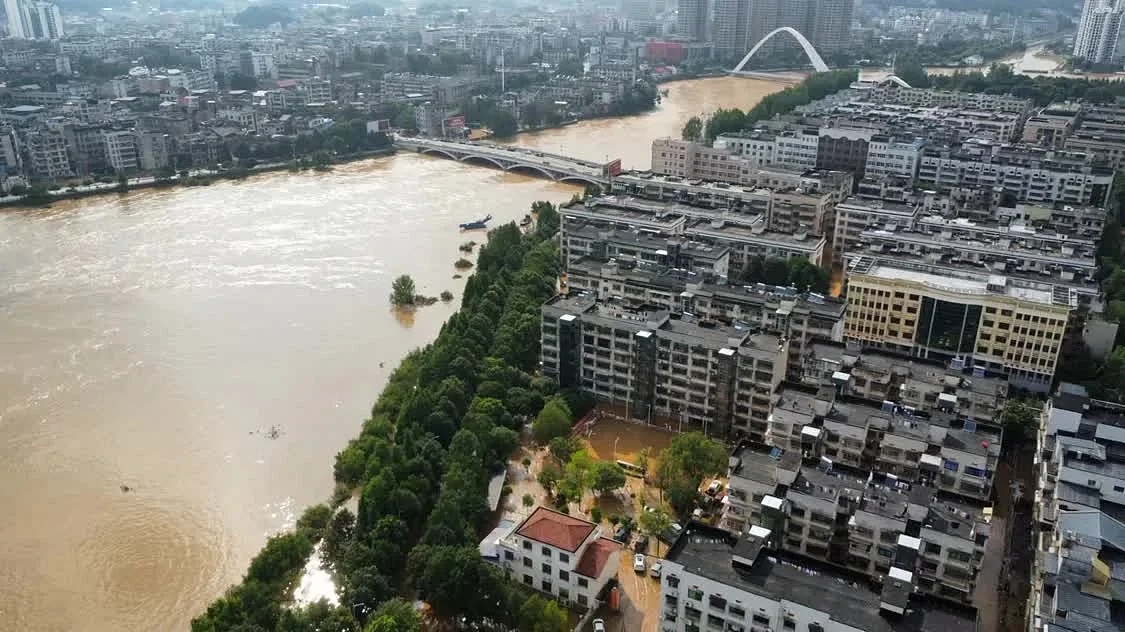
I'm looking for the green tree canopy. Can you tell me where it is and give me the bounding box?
[532,397,572,444]
[390,275,416,307]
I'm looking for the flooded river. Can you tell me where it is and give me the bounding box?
[0,75,787,631]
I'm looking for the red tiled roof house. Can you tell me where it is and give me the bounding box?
[499,506,622,610]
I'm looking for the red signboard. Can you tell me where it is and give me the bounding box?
[604,158,622,177]
[446,115,466,130]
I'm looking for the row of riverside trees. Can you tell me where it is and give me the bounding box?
[682,69,858,143]
[193,201,574,631]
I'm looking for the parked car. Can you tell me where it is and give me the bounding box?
[614,525,632,543]
[592,618,606,632]
[634,534,649,553]
[692,507,704,520]
[706,479,723,496]
[649,562,663,578]
[633,553,647,573]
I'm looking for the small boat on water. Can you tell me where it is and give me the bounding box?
[459,214,492,230]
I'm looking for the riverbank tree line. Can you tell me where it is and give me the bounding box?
[193,201,575,631]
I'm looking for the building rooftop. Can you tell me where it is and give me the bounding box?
[665,524,979,632]
[574,537,620,578]
[514,506,596,553]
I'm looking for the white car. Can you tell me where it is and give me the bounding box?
[649,562,663,578]
[593,619,606,632]
[706,479,723,496]
[633,553,647,573]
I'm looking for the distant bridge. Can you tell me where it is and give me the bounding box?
[731,27,830,75]
[394,137,613,187]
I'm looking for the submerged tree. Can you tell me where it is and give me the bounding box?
[390,275,416,307]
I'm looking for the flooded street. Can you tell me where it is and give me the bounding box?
[0,76,786,631]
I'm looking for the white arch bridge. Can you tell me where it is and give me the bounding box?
[394,137,613,186]
[731,27,830,75]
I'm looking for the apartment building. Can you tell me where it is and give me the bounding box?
[769,186,836,235]
[831,197,920,266]
[864,135,924,180]
[564,258,845,382]
[540,294,789,439]
[25,128,72,179]
[816,127,871,178]
[1021,102,1082,149]
[559,197,826,270]
[612,173,775,214]
[916,142,1115,207]
[562,225,731,278]
[855,213,1102,308]
[852,83,1032,114]
[659,523,979,632]
[1065,99,1125,170]
[498,507,621,609]
[1030,390,1125,632]
[103,129,138,172]
[650,138,756,183]
[843,255,1073,391]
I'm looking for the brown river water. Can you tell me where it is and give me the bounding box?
[0,76,785,631]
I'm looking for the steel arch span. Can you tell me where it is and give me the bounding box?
[733,27,829,73]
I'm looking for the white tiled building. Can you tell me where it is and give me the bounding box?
[498,507,621,610]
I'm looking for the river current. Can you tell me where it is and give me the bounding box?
[0,76,786,631]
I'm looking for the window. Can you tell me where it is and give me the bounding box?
[559,570,570,581]
[559,588,569,600]
[578,577,589,588]
[558,552,569,563]
[729,605,746,618]
[542,563,551,573]
[542,580,552,592]
[1114,485,1124,493]
[523,574,532,585]
[752,614,770,626]
[504,551,514,560]
[523,557,532,568]
[577,594,588,606]
[784,618,797,630]
[688,587,704,600]
[925,542,942,555]
[666,575,680,588]
[522,541,532,551]
[709,595,727,610]
[541,546,551,557]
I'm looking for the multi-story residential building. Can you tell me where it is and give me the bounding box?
[916,142,1115,207]
[843,255,1073,391]
[497,506,621,610]
[864,135,923,180]
[25,128,72,179]
[562,225,731,278]
[831,197,920,266]
[1073,0,1125,64]
[381,73,473,108]
[1065,98,1125,170]
[541,294,789,438]
[5,0,63,40]
[687,218,826,268]
[103,130,138,172]
[816,127,871,178]
[0,128,22,176]
[661,524,981,632]
[1022,102,1083,149]
[137,132,170,172]
[810,0,855,53]
[676,0,708,41]
[852,82,1032,114]
[769,187,836,235]
[712,0,749,59]
[1030,390,1125,632]
[651,138,756,183]
[563,257,845,382]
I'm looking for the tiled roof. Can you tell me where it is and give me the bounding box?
[515,506,596,553]
[575,537,620,578]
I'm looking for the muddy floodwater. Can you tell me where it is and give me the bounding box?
[0,75,787,631]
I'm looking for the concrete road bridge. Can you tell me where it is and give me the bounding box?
[394,136,614,187]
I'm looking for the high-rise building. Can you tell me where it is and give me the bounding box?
[676,0,707,41]
[810,0,854,53]
[712,0,750,59]
[5,0,63,39]
[1073,0,1125,64]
